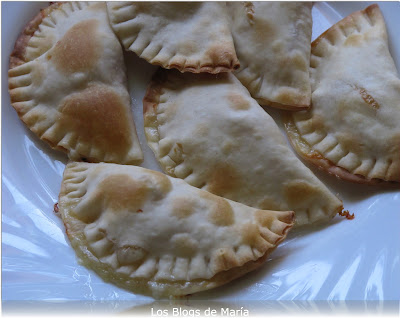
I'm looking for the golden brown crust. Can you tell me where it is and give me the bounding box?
[172,63,240,75]
[58,84,133,157]
[143,69,344,226]
[228,2,312,110]
[69,239,286,298]
[107,2,239,74]
[283,113,397,185]
[165,45,240,74]
[312,4,380,50]
[8,2,144,165]
[9,3,62,69]
[67,210,295,298]
[59,162,295,298]
[285,4,399,184]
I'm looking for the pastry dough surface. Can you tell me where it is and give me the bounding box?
[143,70,343,226]
[284,4,400,183]
[8,2,143,165]
[227,2,312,110]
[107,2,239,73]
[59,162,294,298]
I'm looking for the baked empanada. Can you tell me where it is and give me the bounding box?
[8,2,143,165]
[143,70,343,226]
[107,2,239,74]
[59,162,294,298]
[284,4,400,183]
[227,2,312,110]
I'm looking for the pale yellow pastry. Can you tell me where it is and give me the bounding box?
[8,2,143,165]
[143,70,343,226]
[284,4,400,183]
[59,162,294,298]
[107,2,239,73]
[227,2,312,110]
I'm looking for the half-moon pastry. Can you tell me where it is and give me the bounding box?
[59,162,294,298]
[107,2,239,74]
[283,4,400,183]
[8,2,143,165]
[143,69,344,226]
[227,2,312,110]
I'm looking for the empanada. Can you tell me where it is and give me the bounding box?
[227,2,312,110]
[59,162,294,298]
[8,2,143,165]
[284,4,400,183]
[143,70,343,226]
[107,2,239,74]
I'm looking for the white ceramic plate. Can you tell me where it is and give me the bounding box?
[2,1,400,315]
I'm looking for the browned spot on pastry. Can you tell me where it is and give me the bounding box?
[97,174,152,211]
[207,196,234,227]
[222,140,235,155]
[171,197,194,219]
[194,123,209,137]
[257,197,281,211]
[252,17,275,42]
[207,164,241,197]
[59,84,132,156]
[255,210,275,228]
[206,45,235,66]
[311,114,325,131]
[312,5,380,50]
[241,223,270,251]
[352,85,380,110]
[211,248,238,271]
[228,93,250,110]
[52,19,101,74]
[344,34,363,47]
[171,234,197,257]
[291,53,308,71]
[241,223,260,245]
[273,88,306,107]
[199,191,234,226]
[117,245,148,266]
[145,170,172,200]
[283,181,318,205]
[244,2,255,23]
